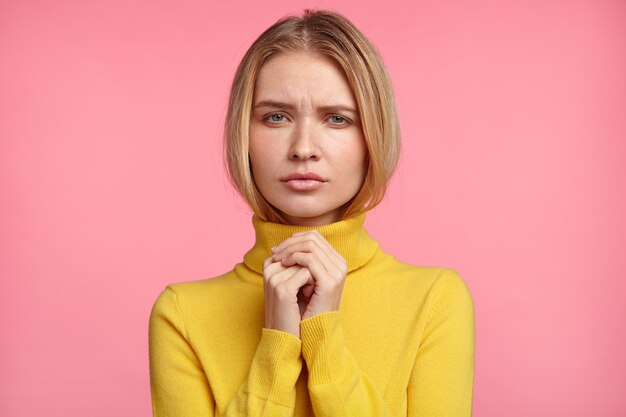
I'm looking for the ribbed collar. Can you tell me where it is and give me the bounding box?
[243,213,379,275]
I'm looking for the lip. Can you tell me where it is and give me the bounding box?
[281,172,325,181]
[281,172,326,191]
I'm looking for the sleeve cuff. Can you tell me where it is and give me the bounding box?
[300,311,346,386]
[246,328,303,406]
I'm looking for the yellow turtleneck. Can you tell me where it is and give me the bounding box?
[149,214,475,416]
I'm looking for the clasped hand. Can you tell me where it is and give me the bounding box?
[263,230,348,338]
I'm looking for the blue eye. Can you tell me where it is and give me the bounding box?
[329,115,348,125]
[268,113,285,122]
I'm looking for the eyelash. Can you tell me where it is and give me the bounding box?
[263,113,352,127]
[267,113,286,123]
[328,115,348,125]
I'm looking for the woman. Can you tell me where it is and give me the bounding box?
[149,10,474,417]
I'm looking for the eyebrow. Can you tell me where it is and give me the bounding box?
[253,100,358,115]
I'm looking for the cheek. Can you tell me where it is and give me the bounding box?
[335,137,367,174]
[249,126,283,164]
[249,150,268,182]
[249,139,279,185]
[349,142,368,187]
[248,130,268,171]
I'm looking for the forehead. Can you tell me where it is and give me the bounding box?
[253,52,357,107]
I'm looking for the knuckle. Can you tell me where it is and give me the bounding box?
[329,280,341,290]
[304,231,319,241]
[266,274,280,288]
[332,266,346,280]
[275,284,292,301]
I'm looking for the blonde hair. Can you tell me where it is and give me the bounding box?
[225,10,400,223]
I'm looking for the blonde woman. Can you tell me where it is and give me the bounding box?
[150,10,474,417]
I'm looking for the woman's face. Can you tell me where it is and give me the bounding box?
[249,52,367,226]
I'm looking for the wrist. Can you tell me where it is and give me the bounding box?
[265,317,301,338]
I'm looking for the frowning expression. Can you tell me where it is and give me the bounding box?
[249,52,367,226]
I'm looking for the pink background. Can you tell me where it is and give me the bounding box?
[2,0,625,415]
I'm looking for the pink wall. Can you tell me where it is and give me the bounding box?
[2,0,625,415]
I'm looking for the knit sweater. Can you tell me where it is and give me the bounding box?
[149,214,475,416]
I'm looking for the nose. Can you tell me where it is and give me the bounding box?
[288,121,320,161]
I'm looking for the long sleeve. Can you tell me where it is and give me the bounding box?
[150,215,476,416]
[223,329,303,416]
[149,287,215,416]
[149,287,304,417]
[407,269,475,417]
[300,312,393,417]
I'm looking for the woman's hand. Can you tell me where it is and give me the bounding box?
[270,230,348,322]
[263,258,313,337]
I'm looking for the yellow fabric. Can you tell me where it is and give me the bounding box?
[149,213,475,416]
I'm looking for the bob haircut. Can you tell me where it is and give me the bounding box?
[225,9,400,223]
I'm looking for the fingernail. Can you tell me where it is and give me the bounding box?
[271,246,277,252]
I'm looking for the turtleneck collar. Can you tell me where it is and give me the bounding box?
[243,213,379,275]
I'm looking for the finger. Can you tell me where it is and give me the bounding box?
[265,266,306,306]
[279,251,334,283]
[273,232,344,272]
[263,256,276,271]
[286,230,345,267]
[271,231,317,254]
[264,257,307,289]
[301,283,315,299]
[290,230,335,253]
[273,238,338,272]
[266,264,303,286]
[263,257,289,281]
[278,266,313,293]
[287,242,344,276]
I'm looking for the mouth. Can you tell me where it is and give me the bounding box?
[281,172,326,191]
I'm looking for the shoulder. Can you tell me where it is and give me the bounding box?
[420,268,474,334]
[356,251,474,312]
[150,265,264,334]
[387,262,473,311]
[150,268,245,318]
[391,254,472,304]
[429,268,474,310]
[167,265,252,295]
[418,267,472,295]
[411,265,473,312]
[371,251,471,295]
